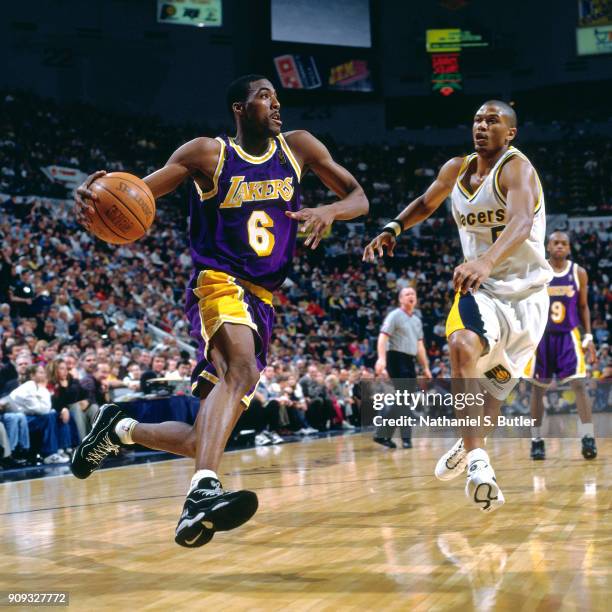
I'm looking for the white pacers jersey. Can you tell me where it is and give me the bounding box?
[450,146,552,298]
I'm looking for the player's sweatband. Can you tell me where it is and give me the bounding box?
[382,219,403,237]
[582,333,593,348]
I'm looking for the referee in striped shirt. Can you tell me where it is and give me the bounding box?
[374,287,432,449]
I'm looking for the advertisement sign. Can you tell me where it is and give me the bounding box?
[274,55,322,89]
[157,0,222,27]
[431,53,462,96]
[426,29,488,52]
[328,60,372,92]
[576,24,612,54]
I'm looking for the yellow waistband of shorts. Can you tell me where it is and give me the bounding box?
[238,278,273,305]
[196,269,274,305]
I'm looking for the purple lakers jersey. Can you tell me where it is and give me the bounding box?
[188,134,302,291]
[546,261,581,333]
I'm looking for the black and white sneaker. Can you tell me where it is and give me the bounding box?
[71,403,125,479]
[465,459,505,513]
[175,477,258,548]
[530,439,546,460]
[581,436,597,460]
[435,438,467,481]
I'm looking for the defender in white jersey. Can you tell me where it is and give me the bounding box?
[447,144,551,399]
[364,100,553,513]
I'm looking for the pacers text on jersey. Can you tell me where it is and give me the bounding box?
[458,208,506,227]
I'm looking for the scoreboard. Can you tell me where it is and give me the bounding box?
[426,29,489,96]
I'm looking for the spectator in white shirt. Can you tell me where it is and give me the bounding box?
[122,362,143,389]
[8,365,70,464]
[166,360,191,380]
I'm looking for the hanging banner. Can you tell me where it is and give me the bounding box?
[40,166,88,190]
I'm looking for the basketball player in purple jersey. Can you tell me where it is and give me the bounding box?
[527,231,598,460]
[71,75,368,547]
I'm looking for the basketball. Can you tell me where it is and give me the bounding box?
[89,172,155,244]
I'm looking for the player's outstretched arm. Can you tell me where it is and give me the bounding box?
[284,130,368,249]
[452,156,537,294]
[363,157,463,262]
[74,137,220,229]
[144,137,221,198]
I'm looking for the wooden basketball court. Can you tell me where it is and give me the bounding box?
[1,433,609,610]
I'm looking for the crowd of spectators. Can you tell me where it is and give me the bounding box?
[0,90,610,465]
[0,341,195,465]
[2,91,611,217]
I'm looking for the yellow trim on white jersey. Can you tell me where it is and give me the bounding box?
[492,147,543,213]
[229,137,277,164]
[194,137,226,201]
[277,133,302,182]
[450,144,550,298]
[533,173,544,214]
[457,154,473,176]
[492,147,521,205]
[456,153,480,200]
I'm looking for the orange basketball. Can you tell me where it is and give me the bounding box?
[89,172,155,244]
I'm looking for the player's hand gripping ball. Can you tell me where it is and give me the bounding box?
[76,171,155,244]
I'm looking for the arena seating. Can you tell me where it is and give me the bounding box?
[0,91,610,460]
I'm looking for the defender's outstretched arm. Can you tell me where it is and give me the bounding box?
[363,156,463,262]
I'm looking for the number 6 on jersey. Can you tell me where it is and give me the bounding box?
[248,210,275,256]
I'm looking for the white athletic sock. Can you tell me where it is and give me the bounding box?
[466,448,490,466]
[531,426,542,440]
[578,421,594,438]
[115,418,138,445]
[189,469,219,492]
